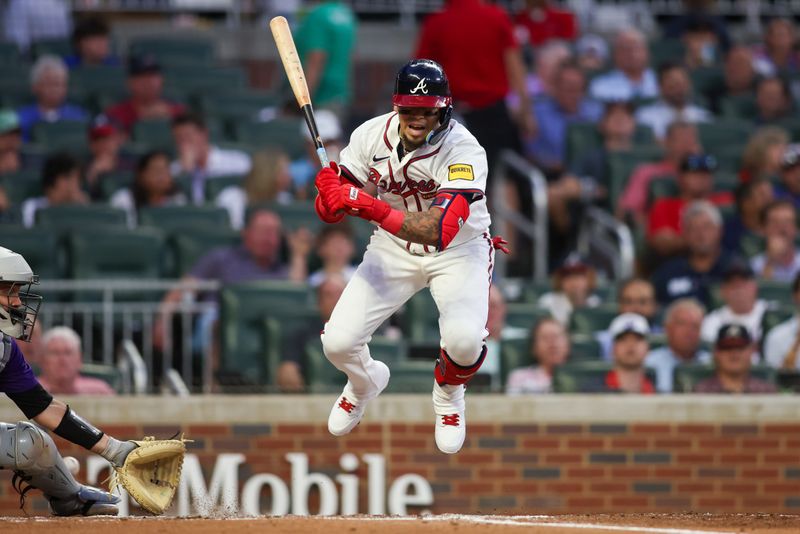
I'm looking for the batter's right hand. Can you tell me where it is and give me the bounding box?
[315,162,342,208]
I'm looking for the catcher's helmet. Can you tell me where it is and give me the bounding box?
[0,247,41,341]
[392,59,453,144]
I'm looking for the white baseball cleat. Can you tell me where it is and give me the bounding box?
[328,361,390,436]
[432,381,466,454]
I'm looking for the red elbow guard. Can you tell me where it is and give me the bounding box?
[433,192,470,251]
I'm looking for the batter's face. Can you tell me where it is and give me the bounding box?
[396,106,439,149]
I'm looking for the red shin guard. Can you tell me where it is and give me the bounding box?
[434,346,487,386]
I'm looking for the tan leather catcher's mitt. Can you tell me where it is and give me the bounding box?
[109,436,189,514]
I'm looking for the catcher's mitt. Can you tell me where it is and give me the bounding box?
[109,436,190,515]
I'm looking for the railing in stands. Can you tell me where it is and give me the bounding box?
[37,278,220,394]
[576,206,635,280]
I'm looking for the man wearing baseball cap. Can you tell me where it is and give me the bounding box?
[694,324,777,393]
[582,313,655,394]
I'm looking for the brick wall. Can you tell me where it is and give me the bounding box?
[2,418,798,516]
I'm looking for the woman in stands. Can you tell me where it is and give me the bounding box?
[110,150,187,226]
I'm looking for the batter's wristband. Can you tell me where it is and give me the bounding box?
[379,209,404,235]
[54,405,105,450]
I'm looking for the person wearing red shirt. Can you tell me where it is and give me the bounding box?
[514,0,578,47]
[105,55,185,135]
[415,0,535,178]
[648,153,733,257]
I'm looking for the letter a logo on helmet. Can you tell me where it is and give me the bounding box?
[410,79,428,94]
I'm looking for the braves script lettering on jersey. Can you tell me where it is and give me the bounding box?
[339,111,491,254]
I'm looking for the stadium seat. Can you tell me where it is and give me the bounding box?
[505,302,548,330]
[648,39,685,66]
[35,205,128,231]
[66,227,167,280]
[673,364,777,393]
[0,41,20,66]
[32,120,89,152]
[566,122,655,169]
[552,361,613,393]
[697,120,755,155]
[569,336,602,361]
[689,66,723,97]
[738,233,765,258]
[203,90,278,125]
[129,37,215,67]
[305,338,347,393]
[97,171,135,201]
[500,336,530,386]
[219,281,313,386]
[720,94,757,119]
[1,169,43,204]
[569,306,618,336]
[759,281,794,307]
[383,361,436,393]
[204,174,246,202]
[31,38,73,59]
[607,147,663,209]
[139,205,232,231]
[647,176,678,204]
[132,119,175,152]
[235,119,306,159]
[81,363,121,391]
[762,306,794,337]
[169,226,240,277]
[0,226,64,279]
[252,201,323,233]
[165,65,248,98]
[402,289,439,342]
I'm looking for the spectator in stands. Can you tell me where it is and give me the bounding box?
[3,0,71,53]
[110,150,187,227]
[635,62,712,141]
[722,179,773,255]
[652,201,730,307]
[527,61,603,176]
[582,313,655,394]
[663,1,730,52]
[618,121,701,226]
[763,272,800,371]
[84,115,129,199]
[682,16,722,70]
[16,55,88,142]
[105,55,185,134]
[513,0,577,47]
[754,77,793,125]
[36,326,115,395]
[506,317,570,394]
[648,154,732,257]
[486,287,528,389]
[704,46,757,115]
[0,110,24,175]
[416,0,536,176]
[215,148,293,230]
[279,274,348,392]
[598,278,659,360]
[701,258,768,345]
[589,29,658,102]
[64,16,119,69]
[290,109,342,199]
[774,144,800,209]
[21,152,88,227]
[646,298,711,393]
[538,254,601,326]
[308,224,357,288]
[575,35,609,72]
[739,126,789,183]
[750,200,800,283]
[293,0,356,115]
[522,41,572,102]
[753,18,800,77]
[694,324,777,393]
[170,112,251,205]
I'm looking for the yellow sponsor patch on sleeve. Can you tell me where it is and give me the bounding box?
[448,163,474,181]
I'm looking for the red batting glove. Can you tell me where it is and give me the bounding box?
[315,194,345,224]
[315,162,342,211]
[338,184,404,234]
[491,236,510,254]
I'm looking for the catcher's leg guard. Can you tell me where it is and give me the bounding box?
[0,421,119,516]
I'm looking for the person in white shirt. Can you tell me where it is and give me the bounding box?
[635,62,712,141]
[170,112,251,204]
[701,259,769,345]
[506,317,570,394]
[763,272,800,370]
[645,298,711,393]
[589,29,659,102]
[750,200,800,283]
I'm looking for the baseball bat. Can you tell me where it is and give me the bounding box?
[269,15,330,168]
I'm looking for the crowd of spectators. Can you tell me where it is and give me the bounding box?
[3,0,800,394]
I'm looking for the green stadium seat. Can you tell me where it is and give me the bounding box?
[607,147,663,208]
[32,120,89,152]
[254,201,322,233]
[96,171,135,201]
[758,281,794,307]
[35,205,128,231]
[66,227,166,280]
[720,94,757,119]
[129,37,215,67]
[738,233,764,258]
[383,361,436,393]
[205,174,245,202]
[570,336,602,361]
[647,176,678,204]
[569,306,618,335]
[521,279,554,303]
[235,119,305,159]
[552,361,613,393]
[219,281,313,386]
[566,123,655,169]
[499,336,530,386]
[0,226,64,279]
[505,302,548,330]
[165,65,247,98]
[1,169,42,204]
[402,289,439,342]
[762,306,794,337]
[305,338,347,393]
[689,66,723,96]
[203,90,278,123]
[697,120,755,155]
[169,226,240,277]
[648,39,685,66]
[81,363,120,391]
[132,119,175,151]
[69,66,127,113]
[0,42,20,65]
[673,363,777,393]
[139,205,232,231]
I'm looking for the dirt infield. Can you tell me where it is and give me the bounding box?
[1,514,799,533]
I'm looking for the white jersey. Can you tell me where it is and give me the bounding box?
[338,111,491,255]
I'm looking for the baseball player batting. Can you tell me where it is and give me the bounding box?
[0,246,183,515]
[315,59,507,454]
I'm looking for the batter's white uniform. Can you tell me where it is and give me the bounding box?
[321,111,494,400]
